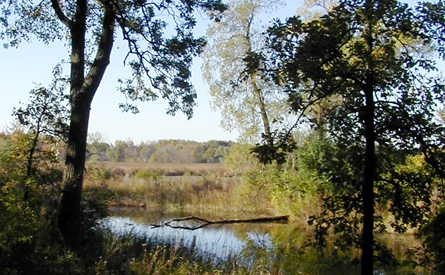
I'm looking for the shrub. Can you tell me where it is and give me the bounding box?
[422,209,445,274]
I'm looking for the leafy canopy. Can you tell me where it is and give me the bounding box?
[1,0,226,118]
[259,0,445,265]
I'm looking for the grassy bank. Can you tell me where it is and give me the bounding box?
[88,162,228,176]
[83,162,276,216]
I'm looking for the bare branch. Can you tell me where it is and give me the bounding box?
[151,215,290,230]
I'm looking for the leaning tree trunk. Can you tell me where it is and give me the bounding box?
[24,126,41,201]
[251,73,273,147]
[244,15,273,147]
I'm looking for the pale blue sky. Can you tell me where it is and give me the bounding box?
[0,0,302,144]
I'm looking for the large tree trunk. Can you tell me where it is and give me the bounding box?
[57,0,87,239]
[361,1,376,273]
[58,94,92,237]
[57,0,115,239]
[362,82,376,275]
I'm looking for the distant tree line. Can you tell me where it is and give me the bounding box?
[87,133,232,164]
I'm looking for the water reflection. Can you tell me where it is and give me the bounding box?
[103,208,424,274]
[104,207,281,261]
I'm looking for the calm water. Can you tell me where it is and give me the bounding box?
[103,207,425,274]
[103,207,283,261]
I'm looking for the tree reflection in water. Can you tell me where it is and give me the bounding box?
[103,208,426,274]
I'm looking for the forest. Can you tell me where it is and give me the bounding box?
[1,0,445,274]
[86,136,232,163]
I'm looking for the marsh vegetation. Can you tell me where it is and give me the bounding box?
[83,159,437,274]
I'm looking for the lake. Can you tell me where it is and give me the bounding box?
[103,207,426,274]
[104,207,287,262]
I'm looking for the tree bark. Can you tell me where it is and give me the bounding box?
[58,95,91,237]
[251,73,273,146]
[57,0,115,239]
[362,76,376,275]
[152,215,289,230]
[361,1,376,274]
[246,20,273,146]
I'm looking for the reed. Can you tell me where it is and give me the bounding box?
[82,163,430,275]
[83,162,272,215]
[87,161,228,177]
[93,227,425,275]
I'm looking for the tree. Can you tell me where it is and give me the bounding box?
[106,140,128,162]
[202,0,289,144]
[87,132,110,161]
[139,141,157,162]
[1,0,226,238]
[296,0,337,21]
[261,0,445,273]
[12,66,69,200]
[12,65,69,180]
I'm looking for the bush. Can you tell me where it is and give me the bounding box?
[422,209,445,274]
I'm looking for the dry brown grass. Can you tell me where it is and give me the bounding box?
[87,161,227,177]
[83,162,272,215]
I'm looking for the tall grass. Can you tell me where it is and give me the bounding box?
[96,228,425,275]
[83,162,272,215]
[88,162,228,176]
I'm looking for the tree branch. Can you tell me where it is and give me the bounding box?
[151,215,289,230]
[50,0,73,29]
[82,5,115,101]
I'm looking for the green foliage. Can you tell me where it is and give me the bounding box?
[224,142,260,175]
[202,0,289,143]
[0,130,110,275]
[132,169,161,181]
[87,132,110,162]
[89,167,114,181]
[255,0,445,272]
[89,138,233,164]
[0,128,63,187]
[421,209,445,274]
[0,181,70,275]
[0,139,77,275]
[194,140,231,163]
[378,154,443,233]
[11,65,69,142]
[0,134,12,162]
[107,140,128,162]
[0,132,25,184]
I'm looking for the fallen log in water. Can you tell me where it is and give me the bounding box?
[151,215,289,230]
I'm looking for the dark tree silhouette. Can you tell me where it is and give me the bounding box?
[256,0,445,273]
